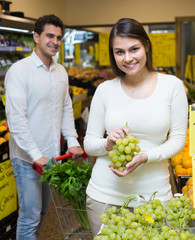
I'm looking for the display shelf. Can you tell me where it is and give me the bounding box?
[0,46,32,53]
[0,13,35,32]
[0,70,6,77]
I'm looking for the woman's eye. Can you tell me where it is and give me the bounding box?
[131,47,139,52]
[115,50,123,55]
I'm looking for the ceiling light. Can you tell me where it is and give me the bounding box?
[0,26,33,33]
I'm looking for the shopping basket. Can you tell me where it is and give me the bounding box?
[33,153,93,240]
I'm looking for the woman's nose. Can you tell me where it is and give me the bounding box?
[124,52,133,62]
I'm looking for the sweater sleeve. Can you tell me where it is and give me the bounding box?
[146,79,188,162]
[84,85,108,156]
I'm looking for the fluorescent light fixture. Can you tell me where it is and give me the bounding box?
[0,26,33,33]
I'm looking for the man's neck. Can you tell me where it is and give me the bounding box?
[34,48,52,70]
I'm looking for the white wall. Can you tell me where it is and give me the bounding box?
[10,0,195,26]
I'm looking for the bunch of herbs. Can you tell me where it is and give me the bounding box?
[40,159,92,229]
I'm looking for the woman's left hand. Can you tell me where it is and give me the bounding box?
[110,153,148,177]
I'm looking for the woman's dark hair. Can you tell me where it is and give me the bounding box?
[109,18,153,77]
[34,14,65,35]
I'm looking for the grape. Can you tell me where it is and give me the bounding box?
[108,123,141,171]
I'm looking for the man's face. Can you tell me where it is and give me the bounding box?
[33,24,63,58]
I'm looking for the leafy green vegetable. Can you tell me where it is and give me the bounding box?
[40,159,92,229]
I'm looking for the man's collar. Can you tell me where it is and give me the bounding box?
[31,51,56,70]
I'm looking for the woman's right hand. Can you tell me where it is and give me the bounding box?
[104,125,130,151]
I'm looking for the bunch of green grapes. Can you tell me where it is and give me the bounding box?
[133,197,166,229]
[94,222,195,240]
[160,225,195,240]
[108,130,141,172]
[94,224,195,240]
[98,205,142,240]
[164,195,195,229]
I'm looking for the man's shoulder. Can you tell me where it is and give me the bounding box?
[9,54,33,71]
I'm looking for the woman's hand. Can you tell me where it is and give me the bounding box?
[104,125,130,151]
[110,153,148,177]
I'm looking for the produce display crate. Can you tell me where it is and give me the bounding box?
[169,159,191,193]
[0,210,18,240]
[0,141,9,162]
[177,175,191,193]
[50,188,93,240]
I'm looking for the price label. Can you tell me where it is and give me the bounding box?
[15,46,23,51]
[89,45,94,56]
[95,43,99,61]
[75,44,80,64]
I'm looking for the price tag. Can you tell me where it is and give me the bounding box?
[89,45,94,56]
[73,101,82,120]
[75,44,80,64]
[99,33,110,66]
[15,46,23,51]
[95,43,99,61]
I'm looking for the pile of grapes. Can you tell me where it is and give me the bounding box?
[108,127,141,172]
[94,194,195,240]
[164,195,195,229]
[133,192,166,229]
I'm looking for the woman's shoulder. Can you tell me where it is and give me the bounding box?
[97,77,120,90]
[157,72,184,87]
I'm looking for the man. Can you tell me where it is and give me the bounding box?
[5,14,84,240]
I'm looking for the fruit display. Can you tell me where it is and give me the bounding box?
[3,33,34,49]
[0,122,9,153]
[182,177,194,205]
[67,66,100,82]
[171,130,192,178]
[164,195,195,229]
[95,193,195,240]
[108,124,141,172]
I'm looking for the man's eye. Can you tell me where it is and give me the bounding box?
[47,34,54,38]
[57,37,62,41]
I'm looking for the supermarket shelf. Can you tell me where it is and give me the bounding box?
[0,71,6,77]
[0,14,35,32]
[0,46,32,53]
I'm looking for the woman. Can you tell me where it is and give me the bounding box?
[84,18,188,236]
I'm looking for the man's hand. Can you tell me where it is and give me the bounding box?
[66,146,84,160]
[35,156,50,166]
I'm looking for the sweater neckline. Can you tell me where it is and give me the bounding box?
[118,72,160,101]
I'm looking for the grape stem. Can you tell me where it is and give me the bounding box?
[125,122,134,137]
[122,195,136,208]
[149,191,158,202]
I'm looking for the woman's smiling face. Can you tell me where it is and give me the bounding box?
[113,36,148,77]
